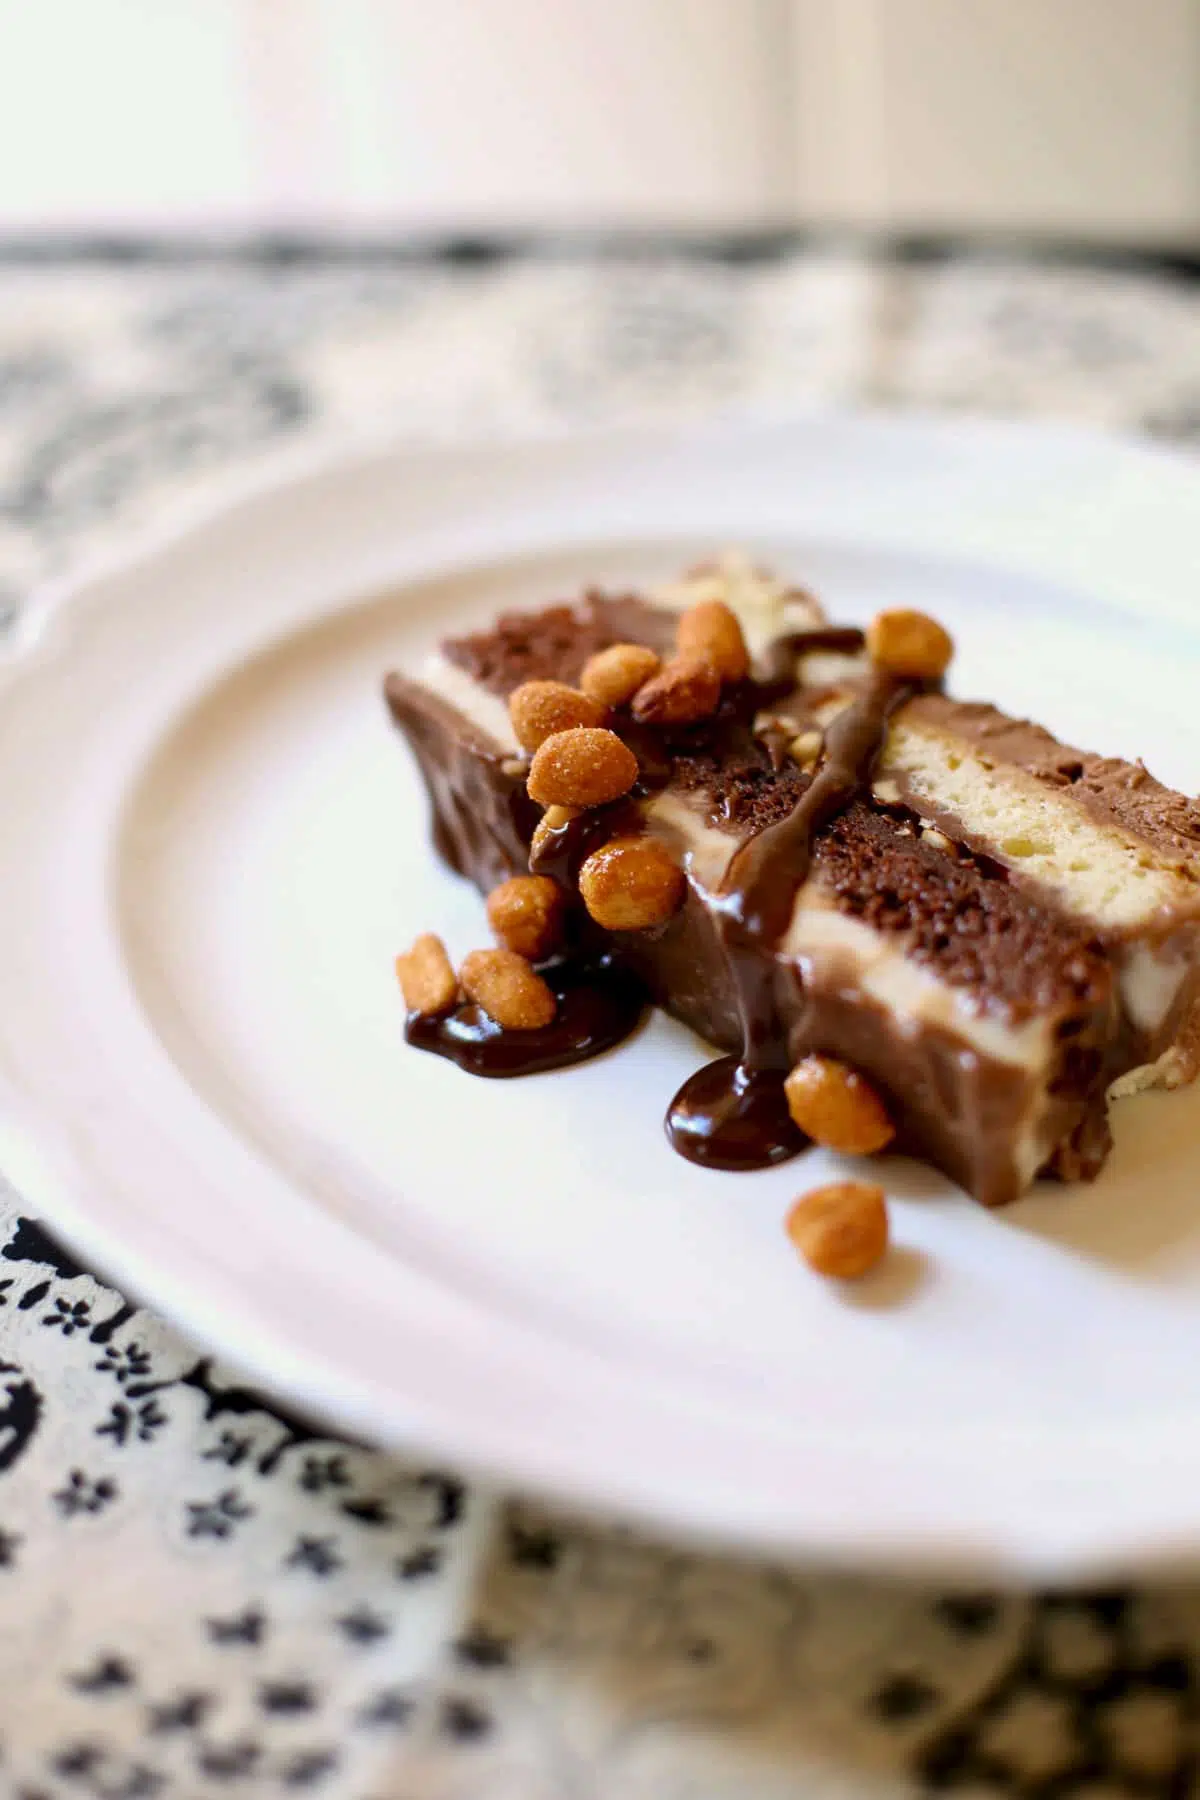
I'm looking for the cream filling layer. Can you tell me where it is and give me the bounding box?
[1119,940,1190,1034]
[417,651,519,754]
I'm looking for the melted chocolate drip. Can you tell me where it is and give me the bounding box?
[666,669,914,1171]
[665,1055,807,1170]
[406,954,646,1077]
[528,799,643,887]
[723,669,909,945]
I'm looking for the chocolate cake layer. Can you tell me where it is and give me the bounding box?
[386,572,1200,1206]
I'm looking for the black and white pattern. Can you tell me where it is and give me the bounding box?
[0,239,1197,1797]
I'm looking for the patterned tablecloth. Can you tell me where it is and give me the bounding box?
[1,239,1199,1800]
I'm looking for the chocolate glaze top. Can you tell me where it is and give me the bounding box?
[443,593,677,697]
[721,670,913,947]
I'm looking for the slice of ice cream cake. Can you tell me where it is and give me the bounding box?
[386,555,1200,1206]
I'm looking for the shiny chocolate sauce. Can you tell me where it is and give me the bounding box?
[406,953,646,1077]
[665,1054,806,1170]
[666,667,914,1171]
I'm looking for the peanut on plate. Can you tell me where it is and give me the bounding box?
[395,933,458,1018]
[786,1181,890,1279]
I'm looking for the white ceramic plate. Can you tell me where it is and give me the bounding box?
[3,413,1200,1580]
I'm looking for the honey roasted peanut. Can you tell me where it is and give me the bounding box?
[578,836,686,931]
[786,1181,890,1279]
[631,655,721,727]
[866,609,954,682]
[395,933,458,1018]
[784,1054,895,1155]
[676,598,749,682]
[579,642,661,708]
[460,948,556,1031]
[486,874,567,961]
[509,679,607,752]
[526,727,639,809]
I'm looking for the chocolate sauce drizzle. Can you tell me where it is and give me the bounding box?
[665,667,914,1170]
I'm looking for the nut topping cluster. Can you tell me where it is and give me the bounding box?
[397,927,557,1032]
[511,595,759,931]
[400,597,760,1042]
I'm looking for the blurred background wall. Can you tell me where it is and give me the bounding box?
[0,0,1196,245]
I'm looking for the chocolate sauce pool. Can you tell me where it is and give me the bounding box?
[406,954,646,1076]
